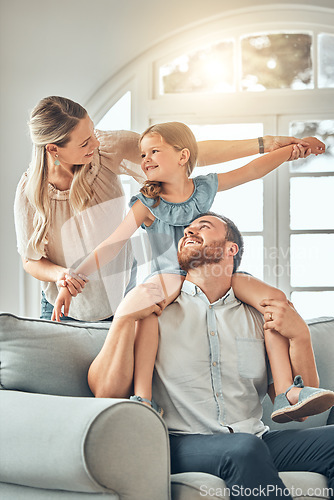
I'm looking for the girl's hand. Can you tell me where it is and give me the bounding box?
[287,144,311,161]
[51,287,73,322]
[56,268,89,297]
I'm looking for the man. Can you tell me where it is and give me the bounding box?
[88,213,334,499]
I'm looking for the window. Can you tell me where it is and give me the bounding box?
[318,33,334,88]
[241,33,313,91]
[159,40,235,94]
[189,123,264,280]
[279,119,334,318]
[158,31,334,95]
[96,91,133,204]
[96,91,131,131]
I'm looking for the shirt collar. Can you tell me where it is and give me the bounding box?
[181,280,236,306]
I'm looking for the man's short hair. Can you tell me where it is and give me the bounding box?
[192,212,244,272]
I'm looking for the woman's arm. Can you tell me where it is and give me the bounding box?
[197,135,325,166]
[22,256,67,282]
[217,144,294,191]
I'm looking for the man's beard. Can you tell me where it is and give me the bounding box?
[178,239,226,272]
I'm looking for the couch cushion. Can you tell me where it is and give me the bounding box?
[1,314,333,409]
[0,313,109,397]
[262,317,334,430]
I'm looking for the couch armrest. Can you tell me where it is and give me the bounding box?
[0,391,170,500]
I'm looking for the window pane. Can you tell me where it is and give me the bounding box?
[241,33,313,91]
[290,177,334,230]
[289,120,334,173]
[159,40,234,94]
[119,177,132,205]
[96,91,131,131]
[291,291,334,319]
[290,234,334,287]
[241,236,264,280]
[318,33,334,89]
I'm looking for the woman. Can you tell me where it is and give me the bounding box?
[14,96,325,322]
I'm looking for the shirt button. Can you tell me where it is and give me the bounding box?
[212,361,217,367]
[209,305,212,309]
[210,331,215,336]
[216,392,220,397]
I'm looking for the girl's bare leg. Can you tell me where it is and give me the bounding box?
[133,273,185,401]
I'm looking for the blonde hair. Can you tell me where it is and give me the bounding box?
[25,96,94,254]
[139,122,198,207]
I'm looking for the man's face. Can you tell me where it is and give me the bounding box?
[177,216,229,271]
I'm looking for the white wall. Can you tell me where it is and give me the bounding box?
[1,0,332,316]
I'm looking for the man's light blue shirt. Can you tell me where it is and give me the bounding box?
[153,280,270,437]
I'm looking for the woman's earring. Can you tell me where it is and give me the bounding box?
[54,154,60,166]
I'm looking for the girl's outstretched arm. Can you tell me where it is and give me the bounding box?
[74,200,150,276]
[51,200,151,321]
[216,144,296,191]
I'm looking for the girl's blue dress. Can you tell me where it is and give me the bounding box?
[129,173,218,277]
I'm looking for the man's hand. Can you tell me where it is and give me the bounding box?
[56,268,89,297]
[260,298,309,340]
[114,283,166,321]
[264,135,326,159]
[51,287,73,322]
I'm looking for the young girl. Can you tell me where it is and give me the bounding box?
[53,122,331,422]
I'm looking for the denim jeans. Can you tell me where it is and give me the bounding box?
[40,292,113,322]
[169,425,334,499]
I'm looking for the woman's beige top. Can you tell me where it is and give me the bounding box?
[14,130,145,321]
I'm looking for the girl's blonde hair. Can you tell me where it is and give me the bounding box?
[139,122,198,206]
[26,96,94,254]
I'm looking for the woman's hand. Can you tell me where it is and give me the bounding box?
[51,287,73,322]
[264,135,326,159]
[56,268,88,297]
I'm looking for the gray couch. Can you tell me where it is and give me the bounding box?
[0,312,333,500]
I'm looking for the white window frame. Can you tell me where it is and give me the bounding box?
[277,113,334,298]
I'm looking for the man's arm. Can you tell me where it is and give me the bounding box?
[261,299,319,394]
[88,283,165,398]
